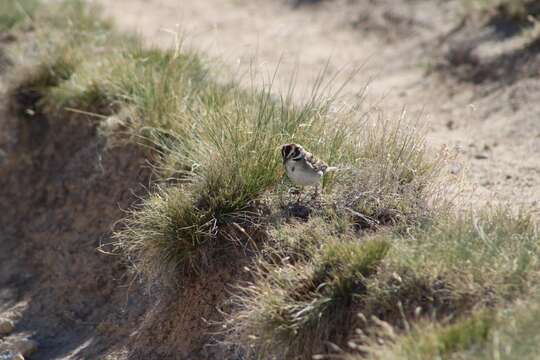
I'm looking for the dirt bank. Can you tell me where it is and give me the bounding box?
[0,58,151,357]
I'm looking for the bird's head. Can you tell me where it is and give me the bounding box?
[280,143,303,163]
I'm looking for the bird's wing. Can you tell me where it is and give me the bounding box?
[303,151,328,173]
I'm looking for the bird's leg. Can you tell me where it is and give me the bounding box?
[288,187,300,196]
[311,185,319,200]
[297,186,304,203]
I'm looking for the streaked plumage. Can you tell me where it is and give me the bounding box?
[280,143,336,187]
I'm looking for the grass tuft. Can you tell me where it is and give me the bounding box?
[347,310,495,360]
[0,0,38,32]
[225,219,391,359]
[226,208,539,359]
[383,209,539,299]
[349,290,540,360]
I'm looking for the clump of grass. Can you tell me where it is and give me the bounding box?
[474,293,540,360]
[0,0,39,32]
[349,290,540,360]
[332,113,445,229]
[359,209,539,327]
[8,0,120,113]
[380,209,539,300]
[226,218,390,359]
[392,313,493,359]
[466,0,540,23]
[128,100,439,285]
[347,310,495,360]
[339,209,539,360]
[227,209,539,359]
[113,82,357,286]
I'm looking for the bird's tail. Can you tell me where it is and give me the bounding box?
[325,166,339,173]
[325,166,360,175]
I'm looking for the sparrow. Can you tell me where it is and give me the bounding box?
[280,143,337,190]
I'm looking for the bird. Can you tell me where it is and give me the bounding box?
[280,143,336,198]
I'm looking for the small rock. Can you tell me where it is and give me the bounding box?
[3,339,37,357]
[101,115,123,133]
[474,153,488,160]
[390,272,402,285]
[449,163,462,175]
[0,351,24,360]
[0,320,14,336]
[0,351,22,360]
[0,33,17,43]
[16,340,36,357]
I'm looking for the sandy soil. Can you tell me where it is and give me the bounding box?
[94,0,540,212]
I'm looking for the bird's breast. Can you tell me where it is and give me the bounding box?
[284,160,322,186]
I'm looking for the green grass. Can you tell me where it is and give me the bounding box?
[349,290,540,360]
[371,209,540,306]
[0,0,38,32]
[474,294,540,360]
[341,208,539,360]
[227,209,539,359]
[348,311,495,360]
[226,219,391,359]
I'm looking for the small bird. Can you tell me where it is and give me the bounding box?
[281,143,336,196]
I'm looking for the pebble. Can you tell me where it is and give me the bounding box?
[0,320,14,336]
[449,163,462,175]
[0,149,6,166]
[0,351,24,360]
[9,339,37,357]
[474,153,488,160]
[0,338,37,358]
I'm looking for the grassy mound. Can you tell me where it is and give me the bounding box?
[5,1,539,359]
[226,209,539,358]
[226,219,392,358]
[8,1,443,284]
